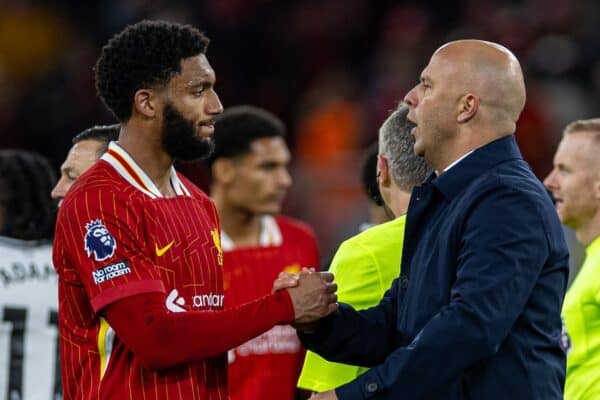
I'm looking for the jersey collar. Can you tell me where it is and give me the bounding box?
[101,141,191,199]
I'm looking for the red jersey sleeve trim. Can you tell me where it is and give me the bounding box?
[91,280,166,311]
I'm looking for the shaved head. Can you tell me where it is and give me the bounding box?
[403,39,527,171]
[434,40,526,133]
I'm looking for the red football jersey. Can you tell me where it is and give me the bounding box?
[223,216,319,400]
[53,143,227,400]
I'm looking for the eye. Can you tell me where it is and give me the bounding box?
[64,172,78,181]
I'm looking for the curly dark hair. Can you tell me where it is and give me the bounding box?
[206,105,286,170]
[95,20,210,121]
[0,150,57,240]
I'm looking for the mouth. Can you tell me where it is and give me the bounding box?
[197,120,215,136]
[406,115,417,136]
[552,197,563,207]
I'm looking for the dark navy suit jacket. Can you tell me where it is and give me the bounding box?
[300,136,569,399]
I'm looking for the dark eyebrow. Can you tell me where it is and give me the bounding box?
[185,80,209,89]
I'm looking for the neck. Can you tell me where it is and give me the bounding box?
[433,143,474,173]
[432,127,505,173]
[388,187,411,217]
[368,204,393,225]
[212,191,262,247]
[119,121,175,197]
[575,213,600,247]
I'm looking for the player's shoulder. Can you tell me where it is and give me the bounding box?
[0,235,53,252]
[60,160,131,210]
[275,215,317,240]
[176,171,211,201]
[342,217,405,251]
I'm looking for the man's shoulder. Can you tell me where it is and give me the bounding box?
[0,236,53,261]
[176,171,210,200]
[459,159,554,215]
[334,217,405,266]
[346,217,406,247]
[64,161,124,200]
[59,161,142,220]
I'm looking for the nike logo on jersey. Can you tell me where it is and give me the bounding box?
[155,241,174,257]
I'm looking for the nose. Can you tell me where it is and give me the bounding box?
[543,169,557,191]
[51,177,68,201]
[403,85,418,108]
[280,168,292,189]
[207,89,224,115]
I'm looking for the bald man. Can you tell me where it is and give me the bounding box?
[298,40,569,400]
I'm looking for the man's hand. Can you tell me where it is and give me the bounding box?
[310,390,338,399]
[272,268,315,293]
[287,271,337,325]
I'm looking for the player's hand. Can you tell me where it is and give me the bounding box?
[271,267,315,293]
[287,271,337,325]
[309,390,338,399]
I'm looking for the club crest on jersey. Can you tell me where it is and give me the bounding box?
[84,219,117,261]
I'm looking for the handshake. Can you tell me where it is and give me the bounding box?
[272,269,338,329]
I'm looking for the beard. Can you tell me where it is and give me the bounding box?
[161,103,214,161]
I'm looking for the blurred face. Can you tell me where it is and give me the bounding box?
[227,137,292,215]
[51,139,105,206]
[544,132,600,230]
[162,54,223,161]
[403,51,460,162]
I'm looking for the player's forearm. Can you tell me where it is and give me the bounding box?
[103,290,294,370]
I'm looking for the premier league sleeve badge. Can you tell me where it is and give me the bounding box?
[84,219,117,261]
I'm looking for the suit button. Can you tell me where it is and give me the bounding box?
[366,382,378,392]
[399,276,409,288]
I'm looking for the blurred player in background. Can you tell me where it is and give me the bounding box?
[51,124,119,206]
[544,118,600,400]
[53,20,336,400]
[0,150,60,400]
[207,105,319,400]
[298,103,432,393]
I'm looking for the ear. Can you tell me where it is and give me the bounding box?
[212,159,236,185]
[457,93,479,123]
[377,154,391,188]
[133,89,158,118]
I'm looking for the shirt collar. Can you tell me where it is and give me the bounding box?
[436,150,474,176]
[101,141,190,198]
[586,234,600,256]
[430,135,523,200]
